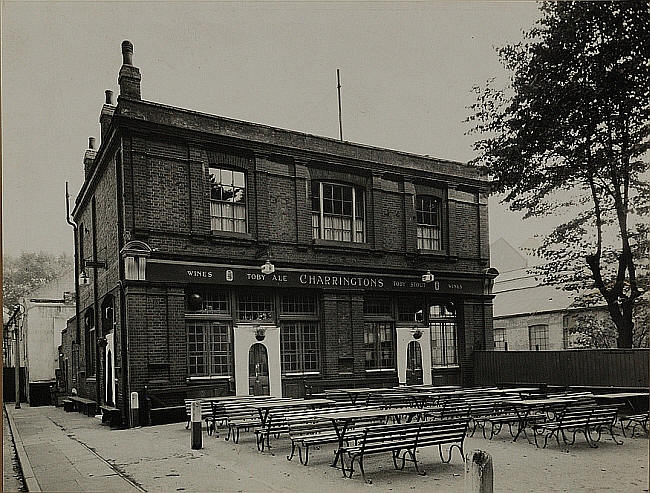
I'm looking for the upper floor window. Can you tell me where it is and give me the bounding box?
[209,168,246,233]
[311,182,365,243]
[416,196,441,250]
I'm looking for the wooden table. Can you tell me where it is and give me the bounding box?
[325,406,436,466]
[247,398,336,428]
[504,397,576,442]
[594,392,649,413]
[485,387,539,395]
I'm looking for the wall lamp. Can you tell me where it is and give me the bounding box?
[261,259,275,275]
[421,270,435,283]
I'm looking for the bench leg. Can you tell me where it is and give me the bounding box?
[287,441,296,461]
[186,419,190,430]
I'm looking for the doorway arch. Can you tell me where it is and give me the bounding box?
[248,343,270,396]
[406,341,423,385]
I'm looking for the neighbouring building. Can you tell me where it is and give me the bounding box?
[490,238,610,351]
[61,41,497,426]
[19,272,75,405]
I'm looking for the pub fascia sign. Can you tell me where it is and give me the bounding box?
[147,260,476,294]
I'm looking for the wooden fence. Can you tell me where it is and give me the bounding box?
[473,349,648,388]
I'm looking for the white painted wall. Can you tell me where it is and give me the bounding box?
[233,324,282,397]
[396,326,432,385]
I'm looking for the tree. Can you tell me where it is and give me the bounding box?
[467,2,650,347]
[2,252,72,308]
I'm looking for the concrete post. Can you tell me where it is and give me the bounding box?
[191,401,202,450]
[465,450,493,493]
[130,391,139,427]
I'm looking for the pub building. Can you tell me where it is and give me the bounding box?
[62,41,498,426]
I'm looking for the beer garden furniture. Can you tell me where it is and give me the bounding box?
[503,397,577,442]
[532,405,621,448]
[338,417,470,483]
[593,392,649,438]
[324,406,436,468]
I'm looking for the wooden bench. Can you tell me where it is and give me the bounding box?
[287,413,384,465]
[619,412,649,437]
[62,398,75,412]
[532,405,621,448]
[100,405,122,428]
[339,417,469,483]
[69,396,97,416]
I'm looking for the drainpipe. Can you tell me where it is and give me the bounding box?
[66,182,82,345]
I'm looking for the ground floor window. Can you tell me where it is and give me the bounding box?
[280,322,320,374]
[430,304,457,367]
[529,324,548,350]
[186,321,232,377]
[364,322,395,370]
[494,328,507,350]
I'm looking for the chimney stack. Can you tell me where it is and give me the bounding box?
[118,40,141,100]
[84,137,97,179]
[100,89,115,142]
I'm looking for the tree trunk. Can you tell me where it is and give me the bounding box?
[607,300,634,348]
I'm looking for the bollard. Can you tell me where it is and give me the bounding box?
[464,450,493,493]
[191,401,202,450]
[130,391,140,428]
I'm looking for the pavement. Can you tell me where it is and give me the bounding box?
[3,404,649,492]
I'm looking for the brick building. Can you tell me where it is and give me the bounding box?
[61,41,497,426]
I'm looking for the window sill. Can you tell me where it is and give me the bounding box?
[416,249,448,257]
[431,366,460,370]
[187,376,232,381]
[312,239,371,251]
[365,368,396,372]
[283,372,320,377]
[210,231,254,242]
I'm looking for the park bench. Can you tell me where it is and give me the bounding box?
[183,399,215,435]
[253,404,362,451]
[532,405,620,448]
[62,398,75,412]
[99,404,122,428]
[287,413,384,465]
[69,396,97,416]
[619,412,649,438]
[339,417,469,482]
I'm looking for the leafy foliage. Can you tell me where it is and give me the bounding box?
[3,252,73,309]
[467,2,650,347]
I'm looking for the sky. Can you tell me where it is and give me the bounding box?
[1,1,557,258]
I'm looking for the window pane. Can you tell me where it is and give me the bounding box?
[233,171,245,188]
[281,322,320,373]
[416,195,441,250]
[364,322,394,370]
[238,292,275,321]
[209,167,247,233]
[281,293,317,315]
[397,297,425,322]
[363,295,391,316]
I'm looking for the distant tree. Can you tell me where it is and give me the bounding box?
[467,2,650,347]
[2,252,72,308]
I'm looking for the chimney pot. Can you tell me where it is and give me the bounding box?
[121,40,134,65]
[88,137,96,150]
[105,90,114,105]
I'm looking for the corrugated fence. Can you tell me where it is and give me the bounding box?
[473,349,649,388]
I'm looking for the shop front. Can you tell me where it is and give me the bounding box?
[146,259,487,396]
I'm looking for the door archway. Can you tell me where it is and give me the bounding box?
[406,341,423,385]
[248,343,270,396]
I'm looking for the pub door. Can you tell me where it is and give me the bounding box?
[249,343,270,396]
[406,341,423,385]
